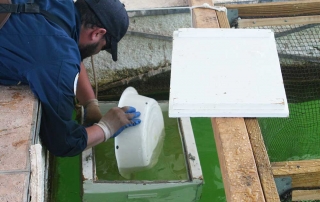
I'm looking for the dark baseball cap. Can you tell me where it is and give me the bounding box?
[84,0,129,61]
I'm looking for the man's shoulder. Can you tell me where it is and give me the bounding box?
[12,0,79,39]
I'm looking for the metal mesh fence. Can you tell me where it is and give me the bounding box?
[241,23,320,162]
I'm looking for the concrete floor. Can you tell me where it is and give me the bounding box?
[0,86,39,202]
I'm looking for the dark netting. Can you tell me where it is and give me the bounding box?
[243,24,320,162]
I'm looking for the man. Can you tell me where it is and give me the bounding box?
[0,0,141,156]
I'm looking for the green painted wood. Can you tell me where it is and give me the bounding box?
[83,183,201,202]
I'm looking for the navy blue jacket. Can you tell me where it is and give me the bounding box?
[0,0,88,156]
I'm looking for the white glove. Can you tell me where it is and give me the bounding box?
[95,106,141,141]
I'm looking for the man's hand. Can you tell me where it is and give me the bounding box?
[95,106,141,141]
[83,99,102,126]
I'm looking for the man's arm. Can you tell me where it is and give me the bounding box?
[76,62,105,149]
[76,62,96,104]
[76,63,141,151]
[77,62,102,126]
[86,125,105,148]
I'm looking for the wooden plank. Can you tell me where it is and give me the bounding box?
[212,118,265,202]
[245,118,280,202]
[272,159,320,188]
[188,0,219,28]
[292,189,320,201]
[239,15,320,28]
[224,0,320,18]
[216,11,230,28]
[291,173,320,188]
[272,159,320,176]
[187,1,266,201]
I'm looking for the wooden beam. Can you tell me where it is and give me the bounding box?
[272,159,320,188]
[224,0,320,18]
[272,159,320,176]
[187,1,266,201]
[291,173,320,188]
[212,118,265,202]
[292,189,320,201]
[188,0,219,28]
[238,15,320,28]
[216,11,230,28]
[245,119,280,202]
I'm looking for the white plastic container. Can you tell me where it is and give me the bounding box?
[116,87,165,178]
[82,101,203,202]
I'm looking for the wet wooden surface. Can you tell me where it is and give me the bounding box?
[187,0,268,201]
[0,85,39,202]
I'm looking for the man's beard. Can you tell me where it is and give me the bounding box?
[79,42,99,61]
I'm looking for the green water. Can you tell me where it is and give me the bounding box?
[94,111,189,181]
[191,118,226,202]
[259,101,320,162]
[50,111,82,202]
[51,101,320,201]
[50,111,320,201]
[51,115,226,201]
[50,155,82,202]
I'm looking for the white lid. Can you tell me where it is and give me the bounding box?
[115,87,165,178]
[169,28,288,117]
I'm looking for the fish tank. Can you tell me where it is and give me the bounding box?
[82,101,203,202]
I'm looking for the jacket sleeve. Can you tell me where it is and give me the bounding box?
[28,60,88,157]
[40,105,88,157]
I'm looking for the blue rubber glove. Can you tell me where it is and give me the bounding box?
[95,106,141,141]
[111,107,141,138]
